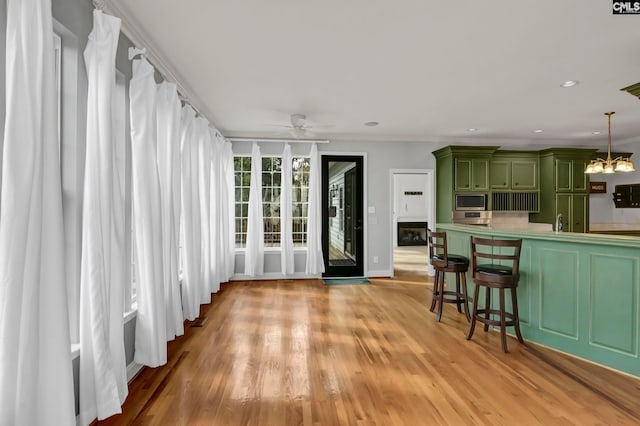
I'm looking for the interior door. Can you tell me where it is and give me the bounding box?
[322,155,364,277]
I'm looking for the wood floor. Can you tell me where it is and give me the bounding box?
[98,278,640,425]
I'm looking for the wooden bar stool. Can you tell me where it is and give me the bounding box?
[466,236,524,352]
[427,231,471,322]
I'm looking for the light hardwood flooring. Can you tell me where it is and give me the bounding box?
[98,278,640,425]
[393,245,429,277]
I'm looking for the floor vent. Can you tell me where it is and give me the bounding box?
[190,317,208,327]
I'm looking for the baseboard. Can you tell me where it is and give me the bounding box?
[126,361,143,382]
[367,269,393,278]
[231,272,321,281]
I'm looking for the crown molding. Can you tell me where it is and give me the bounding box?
[100,0,217,126]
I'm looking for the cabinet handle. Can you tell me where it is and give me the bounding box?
[515,182,519,186]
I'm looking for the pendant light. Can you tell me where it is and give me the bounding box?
[585,112,635,174]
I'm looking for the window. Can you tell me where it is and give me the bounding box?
[234,155,310,248]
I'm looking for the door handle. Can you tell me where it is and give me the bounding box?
[354,226,363,230]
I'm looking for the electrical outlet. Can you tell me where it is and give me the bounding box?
[373,256,379,264]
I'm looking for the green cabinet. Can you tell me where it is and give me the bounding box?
[455,158,489,191]
[512,160,538,190]
[491,158,538,190]
[555,159,588,192]
[530,149,597,233]
[555,193,588,233]
[433,146,498,223]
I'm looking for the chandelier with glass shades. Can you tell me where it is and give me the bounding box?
[585,112,635,174]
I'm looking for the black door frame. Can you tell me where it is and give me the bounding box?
[321,155,364,277]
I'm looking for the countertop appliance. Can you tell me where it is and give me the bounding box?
[452,210,492,226]
[455,193,487,211]
[613,184,640,208]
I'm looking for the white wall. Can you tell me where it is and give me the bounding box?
[231,139,442,277]
[590,143,640,225]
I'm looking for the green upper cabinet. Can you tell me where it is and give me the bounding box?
[511,160,538,190]
[490,154,538,191]
[455,158,489,191]
[490,160,510,189]
[556,158,589,192]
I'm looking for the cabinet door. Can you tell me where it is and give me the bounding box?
[572,160,589,192]
[572,194,588,233]
[555,194,571,232]
[471,159,489,191]
[454,158,472,191]
[555,160,572,192]
[511,160,538,190]
[490,161,510,189]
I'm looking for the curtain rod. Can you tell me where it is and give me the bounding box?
[92,0,213,129]
[226,137,330,144]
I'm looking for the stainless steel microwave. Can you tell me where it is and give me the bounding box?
[455,194,487,211]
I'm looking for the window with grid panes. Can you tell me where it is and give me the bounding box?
[234,155,310,248]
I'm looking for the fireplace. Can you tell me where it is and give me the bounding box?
[397,221,428,246]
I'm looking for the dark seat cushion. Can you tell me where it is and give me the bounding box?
[432,254,469,265]
[476,264,513,275]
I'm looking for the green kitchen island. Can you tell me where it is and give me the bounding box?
[436,223,640,378]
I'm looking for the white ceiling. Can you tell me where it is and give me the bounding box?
[108,0,640,150]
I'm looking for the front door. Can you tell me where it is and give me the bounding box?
[322,155,364,277]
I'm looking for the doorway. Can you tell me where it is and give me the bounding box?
[391,170,434,277]
[322,155,364,277]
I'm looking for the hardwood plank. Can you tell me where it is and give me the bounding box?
[97,278,640,425]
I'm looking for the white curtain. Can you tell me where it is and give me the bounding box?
[208,128,221,292]
[244,142,264,276]
[156,81,184,340]
[79,10,128,424]
[197,117,212,301]
[222,141,236,279]
[0,0,75,423]
[130,58,166,367]
[280,144,295,275]
[180,106,202,320]
[305,143,325,274]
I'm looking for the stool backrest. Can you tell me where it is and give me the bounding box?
[470,237,522,279]
[427,231,449,267]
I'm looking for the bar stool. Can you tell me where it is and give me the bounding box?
[466,236,524,353]
[427,231,471,322]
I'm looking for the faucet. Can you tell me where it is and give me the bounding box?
[555,213,564,233]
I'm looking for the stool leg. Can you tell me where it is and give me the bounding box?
[500,287,508,353]
[436,272,446,322]
[461,271,470,322]
[483,286,491,332]
[466,282,480,340]
[510,287,525,344]
[429,270,440,312]
[455,272,463,314]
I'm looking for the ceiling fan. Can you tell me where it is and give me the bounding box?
[272,113,329,138]
[286,113,314,138]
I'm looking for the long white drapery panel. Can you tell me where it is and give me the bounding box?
[0,0,75,422]
[156,81,184,340]
[197,117,213,301]
[79,10,128,424]
[280,144,295,275]
[305,143,325,274]
[130,58,167,367]
[180,106,202,320]
[244,143,264,276]
[208,129,221,292]
[223,141,236,279]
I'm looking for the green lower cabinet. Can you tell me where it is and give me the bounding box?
[555,193,588,232]
[438,224,640,378]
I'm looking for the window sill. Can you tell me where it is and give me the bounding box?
[235,247,308,254]
[70,303,138,361]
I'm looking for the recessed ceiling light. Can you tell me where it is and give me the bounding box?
[561,80,579,88]
[466,128,478,132]
[592,131,601,135]
[534,129,543,133]
[364,121,379,127]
